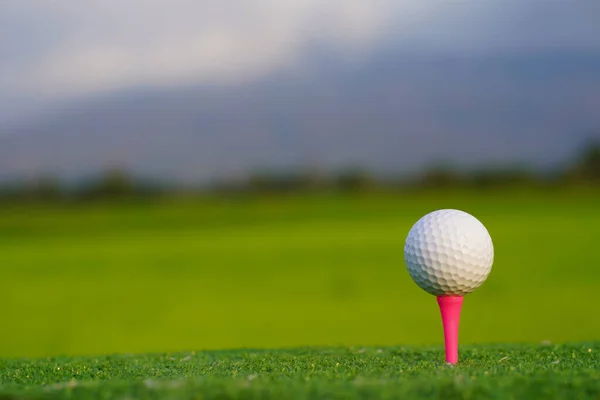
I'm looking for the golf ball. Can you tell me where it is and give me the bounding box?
[404,209,494,296]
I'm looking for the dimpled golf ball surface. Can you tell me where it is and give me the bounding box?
[404,209,494,296]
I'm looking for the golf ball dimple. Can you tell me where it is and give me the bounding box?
[404,209,494,296]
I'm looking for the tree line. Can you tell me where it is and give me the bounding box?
[1,140,600,202]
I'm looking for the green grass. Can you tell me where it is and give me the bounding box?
[0,343,598,399]
[0,190,600,357]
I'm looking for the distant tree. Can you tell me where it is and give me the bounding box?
[0,176,63,203]
[31,176,62,201]
[79,168,135,199]
[246,170,297,193]
[244,168,331,193]
[419,163,463,188]
[98,168,134,196]
[296,168,329,191]
[335,168,375,192]
[0,182,23,202]
[470,167,535,189]
[567,140,600,183]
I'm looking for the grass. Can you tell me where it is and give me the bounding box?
[0,343,598,399]
[0,189,599,357]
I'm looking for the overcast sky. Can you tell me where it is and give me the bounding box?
[1,1,600,181]
[2,1,599,124]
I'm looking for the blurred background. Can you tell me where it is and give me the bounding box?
[1,1,600,358]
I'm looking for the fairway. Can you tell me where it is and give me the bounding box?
[1,190,600,357]
[0,343,598,399]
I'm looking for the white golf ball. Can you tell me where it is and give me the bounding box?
[404,209,494,296]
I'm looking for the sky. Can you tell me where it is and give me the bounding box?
[1,1,600,181]
[2,1,598,123]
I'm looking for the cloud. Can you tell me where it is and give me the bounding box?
[1,0,599,123]
[1,0,400,97]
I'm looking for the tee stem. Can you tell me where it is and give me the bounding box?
[436,295,464,364]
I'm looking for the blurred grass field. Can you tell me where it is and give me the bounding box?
[0,189,599,358]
